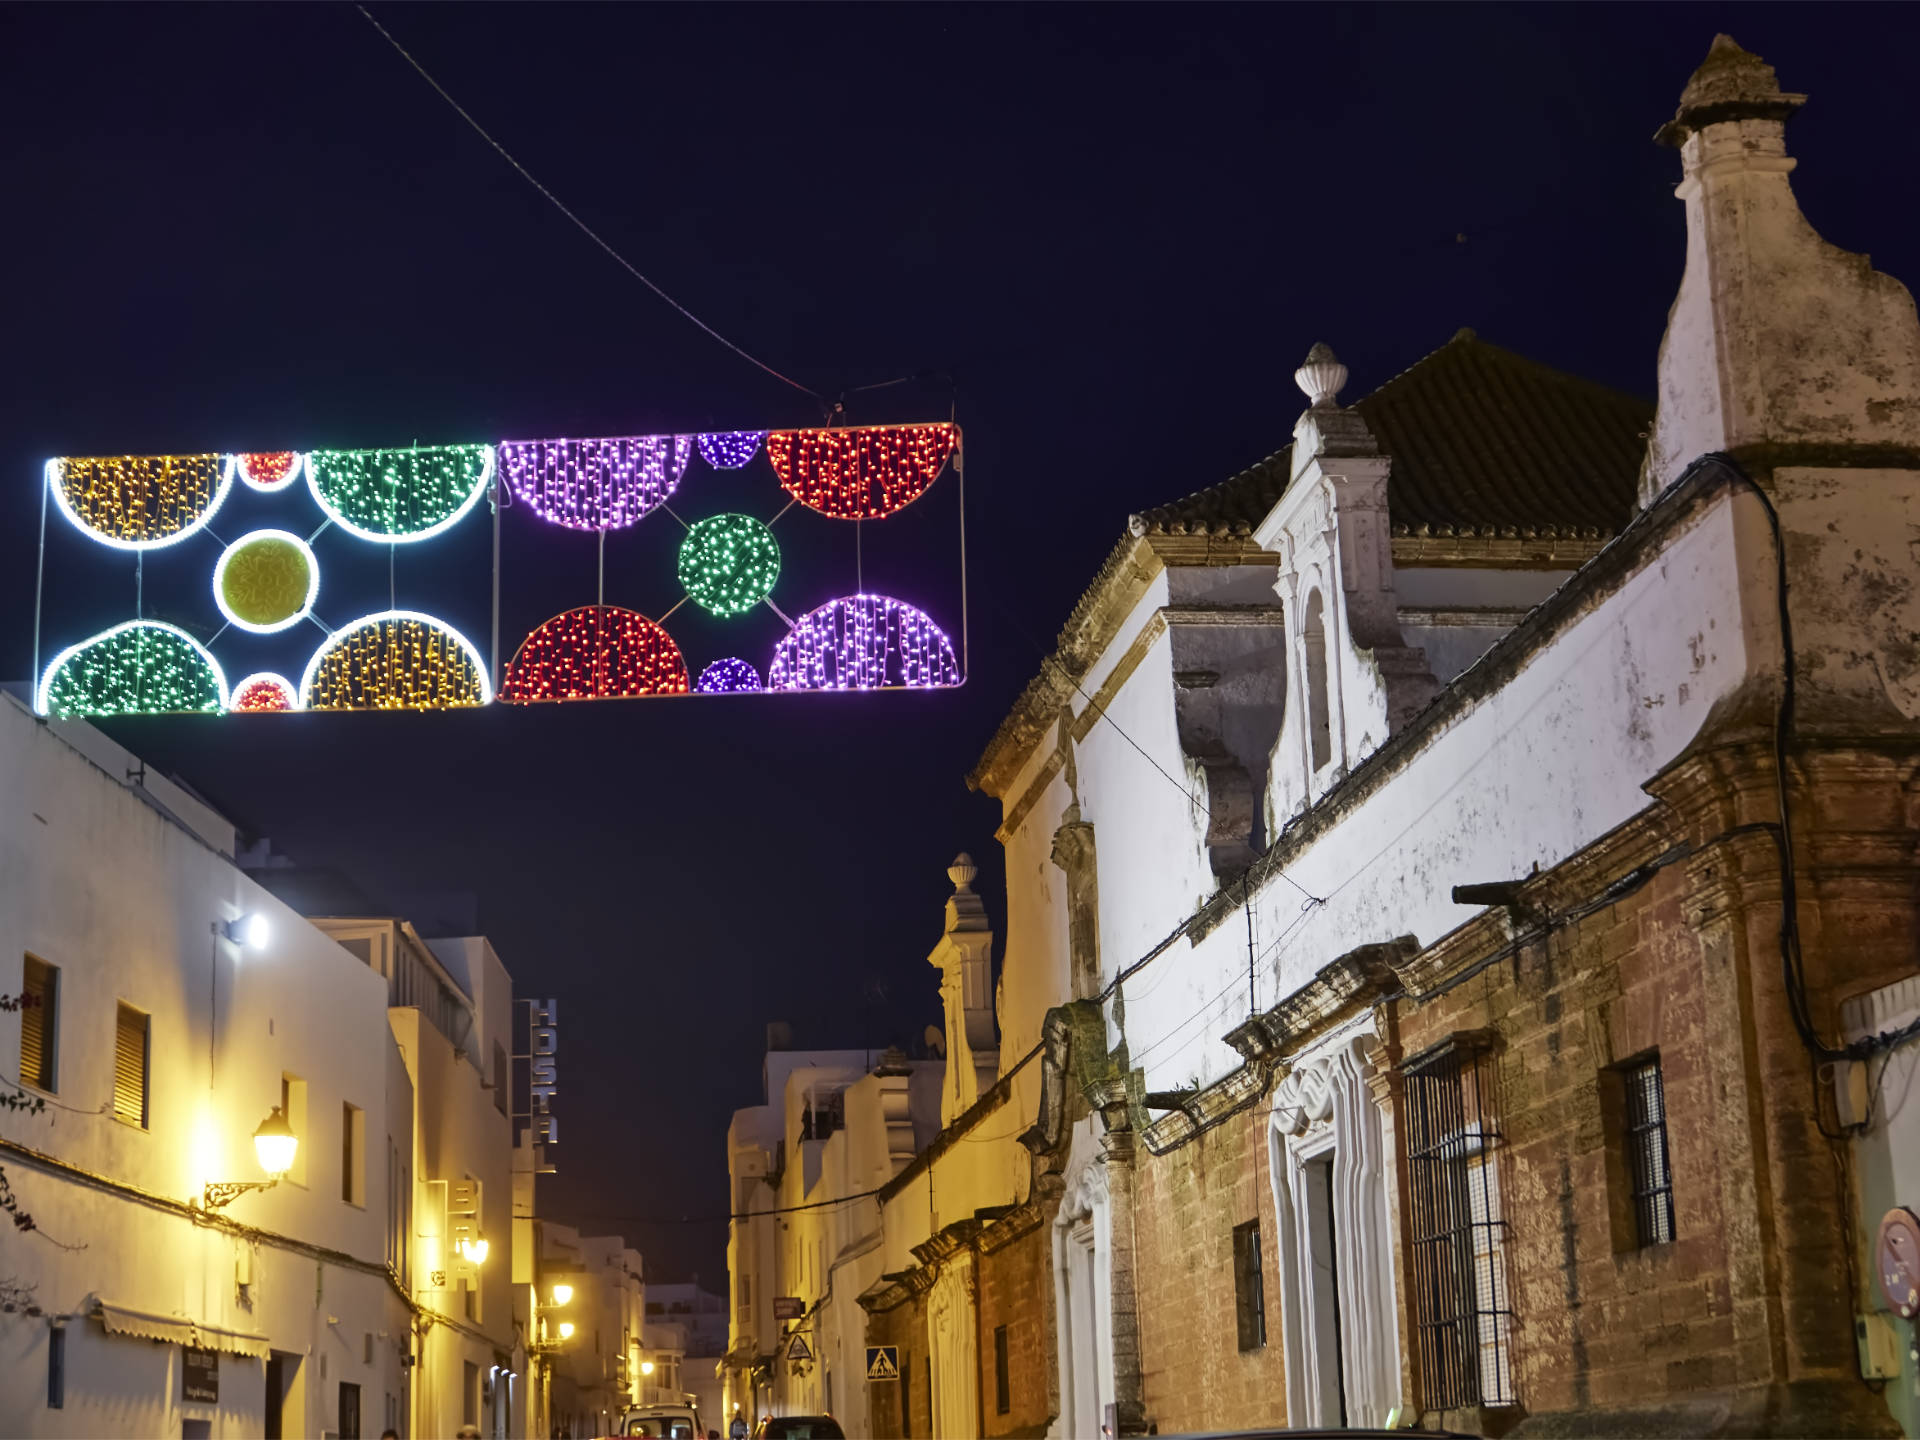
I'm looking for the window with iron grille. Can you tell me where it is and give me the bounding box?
[1232,1218,1266,1351]
[994,1324,1010,1414]
[1401,1035,1514,1411]
[1622,1056,1675,1247]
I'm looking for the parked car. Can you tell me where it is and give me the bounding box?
[752,1417,845,1440]
[614,1403,704,1438]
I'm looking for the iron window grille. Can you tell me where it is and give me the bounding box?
[994,1324,1011,1414]
[1232,1218,1267,1351]
[1401,1035,1515,1411]
[1622,1056,1676,1247]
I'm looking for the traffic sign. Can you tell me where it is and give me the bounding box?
[866,1346,899,1381]
[787,1333,813,1361]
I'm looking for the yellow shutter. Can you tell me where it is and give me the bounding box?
[113,1004,147,1127]
[20,957,52,1091]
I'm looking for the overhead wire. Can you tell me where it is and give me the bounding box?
[353,4,822,402]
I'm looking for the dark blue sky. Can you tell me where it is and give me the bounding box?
[5,4,1918,1280]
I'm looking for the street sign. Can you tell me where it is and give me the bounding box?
[773,1296,804,1321]
[182,1347,218,1403]
[866,1346,899,1381]
[787,1333,813,1361]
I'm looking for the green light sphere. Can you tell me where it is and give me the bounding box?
[678,514,780,618]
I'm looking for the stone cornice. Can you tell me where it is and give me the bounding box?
[970,533,1277,800]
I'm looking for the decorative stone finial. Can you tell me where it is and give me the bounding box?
[1295,343,1348,410]
[947,852,977,892]
[1655,34,1805,147]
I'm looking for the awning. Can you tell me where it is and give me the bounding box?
[93,1300,271,1359]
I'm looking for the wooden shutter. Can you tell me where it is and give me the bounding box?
[20,956,53,1091]
[113,1004,148,1127]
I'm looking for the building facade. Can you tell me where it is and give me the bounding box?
[0,695,416,1438]
[732,33,1920,1440]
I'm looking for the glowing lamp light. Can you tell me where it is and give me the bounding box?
[253,1107,298,1178]
[212,529,320,634]
[696,431,766,470]
[696,658,762,694]
[677,513,780,617]
[47,454,234,550]
[306,444,494,543]
[457,1235,490,1265]
[765,423,957,520]
[550,1283,574,1306]
[498,434,691,532]
[223,913,270,949]
[768,594,961,691]
[640,1361,656,1376]
[557,1321,575,1341]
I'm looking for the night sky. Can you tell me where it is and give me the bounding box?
[6,5,1919,1283]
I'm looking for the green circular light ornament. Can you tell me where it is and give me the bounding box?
[678,513,781,617]
[213,529,320,634]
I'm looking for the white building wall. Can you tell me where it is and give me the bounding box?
[0,693,413,1438]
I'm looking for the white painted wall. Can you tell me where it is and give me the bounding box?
[0,693,413,1438]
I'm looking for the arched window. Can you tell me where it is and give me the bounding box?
[1303,589,1332,771]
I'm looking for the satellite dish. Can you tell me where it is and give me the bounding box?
[923,1025,946,1058]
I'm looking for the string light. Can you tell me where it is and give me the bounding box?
[36,619,229,717]
[230,672,299,712]
[696,658,762,694]
[696,431,766,470]
[300,610,491,710]
[498,435,692,532]
[677,513,780,617]
[768,593,961,691]
[47,454,233,550]
[501,605,688,703]
[764,423,957,520]
[236,452,305,493]
[211,529,320,634]
[307,445,494,543]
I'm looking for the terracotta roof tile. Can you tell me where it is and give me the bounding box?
[1355,329,1650,538]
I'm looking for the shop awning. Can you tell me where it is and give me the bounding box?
[92,1300,271,1359]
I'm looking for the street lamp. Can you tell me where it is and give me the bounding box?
[640,1361,655,1377]
[222,913,270,949]
[550,1283,574,1306]
[204,1107,298,1209]
[558,1321,575,1340]
[456,1234,490,1265]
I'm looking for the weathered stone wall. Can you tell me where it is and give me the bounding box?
[1390,741,1917,1435]
[977,1218,1057,1438]
[1132,1111,1291,1432]
[863,1291,931,1440]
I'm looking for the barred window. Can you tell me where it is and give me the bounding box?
[1232,1218,1266,1351]
[994,1324,1010,1414]
[1402,1036,1514,1410]
[1622,1056,1675,1247]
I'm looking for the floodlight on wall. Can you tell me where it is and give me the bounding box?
[203,1107,298,1209]
[222,913,270,949]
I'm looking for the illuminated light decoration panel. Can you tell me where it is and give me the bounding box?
[765,423,958,520]
[307,444,494,542]
[48,454,233,550]
[498,434,693,532]
[33,419,964,714]
[768,594,961,691]
[37,620,229,717]
[499,605,689,704]
[301,611,491,711]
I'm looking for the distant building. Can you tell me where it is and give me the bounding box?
[645,1282,727,1425]
[540,1222,645,1438]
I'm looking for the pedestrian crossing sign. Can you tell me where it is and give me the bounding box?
[788,1334,813,1361]
[866,1346,899,1381]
